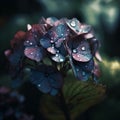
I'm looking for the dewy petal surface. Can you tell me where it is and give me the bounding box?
[73,58,94,81]
[67,36,92,62]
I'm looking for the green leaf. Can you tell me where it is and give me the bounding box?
[40,75,106,120]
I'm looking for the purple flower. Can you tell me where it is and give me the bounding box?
[5,17,101,96]
[24,24,47,62]
[67,36,92,62]
[5,31,26,78]
[30,65,63,96]
[40,24,69,62]
[40,24,69,48]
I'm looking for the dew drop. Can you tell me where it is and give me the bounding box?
[79,59,82,61]
[81,46,85,51]
[56,54,59,57]
[51,46,54,49]
[73,49,77,53]
[60,58,64,62]
[26,40,29,43]
[70,21,76,27]
[82,71,86,76]
[30,42,33,45]
[56,50,59,53]
[77,54,80,57]
[50,40,54,43]
[38,84,41,87]
[63,38,66,40]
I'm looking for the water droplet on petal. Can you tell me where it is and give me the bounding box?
[60,58,64,62]
[56,54,59,57]
[26,40,29,43]
[30,42,33,45]
[73,49,77,53]
[56,50,59,53]
[50,40,54,43]
[82,71,86,76]
[38,84,41,87]
[52,54,65,62]
[70,21,76,27]
[77,54,80,57]
[81,46,85,51]
[63,38,66,40]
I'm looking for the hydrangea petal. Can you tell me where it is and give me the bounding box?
[73,59,94,81]
[49,74,63,88]
[40,24,69,49]
[24,46,44,62]
[46,17,58,26]
[72,40,92,62]
[66,18,81,34]
[30,65,63,95]
[40,36,51,48]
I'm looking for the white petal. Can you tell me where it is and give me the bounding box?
[27,24,32,31]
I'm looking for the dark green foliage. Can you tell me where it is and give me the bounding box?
[40,75,105,120]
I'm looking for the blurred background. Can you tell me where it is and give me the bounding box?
[0,0,120,120]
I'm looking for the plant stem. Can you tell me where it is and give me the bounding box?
[58,90,71,120]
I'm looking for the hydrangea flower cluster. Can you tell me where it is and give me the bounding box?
[5,17,101,96]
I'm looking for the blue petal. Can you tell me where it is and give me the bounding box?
[49,74,63,88]
[30,66,63,95]
[31,70,51,93]
[40,36,51,48]
[73,59,94,81]
[24,46,45,62]
[50,88,58,96]
[30,70,43,84]
[75,67,91,81]
[9,48,23,65]
[37,79,51,94]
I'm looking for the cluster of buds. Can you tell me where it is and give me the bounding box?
[5,17,102,95]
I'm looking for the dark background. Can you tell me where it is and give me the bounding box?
[0,0,120,120]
